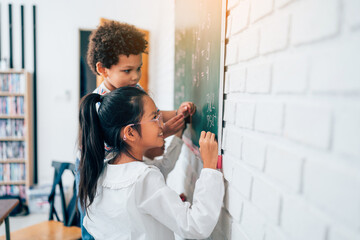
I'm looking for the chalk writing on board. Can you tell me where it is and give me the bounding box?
[206,92,215,112]
[175,85,185,104]
[207,114,216,128]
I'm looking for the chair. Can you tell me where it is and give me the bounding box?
[48,161,79,227]
[0,161,81,240]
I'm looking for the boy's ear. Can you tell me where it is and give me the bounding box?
[96,62,107,77]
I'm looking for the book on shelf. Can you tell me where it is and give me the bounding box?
[0,73,26,94]
[0,71,32,200]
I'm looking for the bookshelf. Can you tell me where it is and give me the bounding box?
[0,70,33,200]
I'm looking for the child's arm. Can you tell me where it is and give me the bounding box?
[161,102,196,138]
[136,132,223,239]
[136,165,224,239]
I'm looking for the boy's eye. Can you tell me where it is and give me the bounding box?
[123,69,131,73]
[137,66,142,71]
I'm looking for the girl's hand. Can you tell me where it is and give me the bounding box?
[163,114,185,138]
[199,131,218,169]
[178,102,196,118]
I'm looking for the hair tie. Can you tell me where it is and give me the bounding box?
[98,94,103,103]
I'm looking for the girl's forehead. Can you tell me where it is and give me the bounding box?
[143,96,157,111]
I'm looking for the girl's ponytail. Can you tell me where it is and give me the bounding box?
[78,93,105,210]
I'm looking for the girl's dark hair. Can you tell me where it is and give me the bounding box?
[78,87,147,210]
[87,20,148,75]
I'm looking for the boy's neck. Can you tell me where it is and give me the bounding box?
[103,80,116,92]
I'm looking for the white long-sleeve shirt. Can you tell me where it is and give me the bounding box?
[83,161,224,240]
[143,136,183,180]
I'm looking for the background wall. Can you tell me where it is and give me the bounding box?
[212,0,360,239]
[0,0,175,185]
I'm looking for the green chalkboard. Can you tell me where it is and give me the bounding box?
[174,0,226,149]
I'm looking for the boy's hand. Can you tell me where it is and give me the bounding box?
[199,131,218,169]
[163,114,185,138]
[178,102,196,118]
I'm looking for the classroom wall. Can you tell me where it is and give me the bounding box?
[211,0,360,239]
[0,0,175,185]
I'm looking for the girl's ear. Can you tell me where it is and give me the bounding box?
[96,62,108,77]
[122,125,139,142]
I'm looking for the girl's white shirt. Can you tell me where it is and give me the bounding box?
[83,161,224,240]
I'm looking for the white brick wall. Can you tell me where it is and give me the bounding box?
[254,101,283,134]
[284,103,331,149]
[246,63,272,93]
[291,0,340,45]
[217,0,360,239]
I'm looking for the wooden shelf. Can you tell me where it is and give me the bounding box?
[0,70,25,74]
[0,116,25,119]
[0,137,25,141]
[0,181,26,185]
[0,92,25,97]
[0,159,26,163]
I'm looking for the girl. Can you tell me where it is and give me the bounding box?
[78,87,224,240]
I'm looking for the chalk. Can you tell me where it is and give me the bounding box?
[217,155,222,169]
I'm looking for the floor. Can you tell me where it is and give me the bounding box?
[0,213,48,237]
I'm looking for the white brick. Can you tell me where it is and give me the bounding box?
[265,225,287,240]
[232,162,253,199]
[284,103,331,149]
[226,15,233,39]
[232,222,250,240]
[265,145,303,192]
[225,185,244,221]
[282,195,328,240]
[231,0,250,35]
[344,0,360,29]
[303,157,360,229]
[228,0,240,10]
[224,72,230,94]
[292,0,340,45]
[222,127,228,150]
[242,136,266,170]
[235,101,256,129]
[310,33,360,92]
[260,14,289,54]
[241,201,266,240]
[246,63,271,93]
[228,66,246,92]
[328,227,360,240]
[273,55,308,93]
[224,126,242,157]
[251,0,274,23]
[333,105,360,157]
[254,102,283,134]
[223,153,235,182]
[276,0,296,8]
[251,178,281,224]
[224,99,237,124]
[237,27,259,61]
[226,40,238,66]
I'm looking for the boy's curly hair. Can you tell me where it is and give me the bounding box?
[87,21,148,75]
